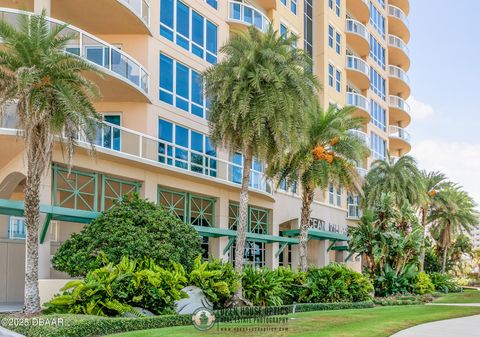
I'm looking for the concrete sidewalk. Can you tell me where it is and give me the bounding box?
[390,314,480,337]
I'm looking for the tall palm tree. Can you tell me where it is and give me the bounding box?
[0,11,100,313]
[271,104,369,271]
[418,170,448,271]
[428,185,478,273]
[362,156,424,209]
[204,26,318,303]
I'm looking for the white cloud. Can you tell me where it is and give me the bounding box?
[411,140,480,206]
[407,96,434,121]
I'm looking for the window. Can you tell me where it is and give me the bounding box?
[159,54,208,118]
[329,184,335,205]
[279,179,298,194]
[370,1,385,38]
[370,68,386,100]
[328,64,334,88]
[328,0,333,9]
[371,132,386,160]
[228,203,268,267]
[160,0,218,64]
[335,0,341,16]
[291,0,297,14]
[281,0,287,5]
[97,114,121,151]
[335,69,342,92]
[158,118,217,175]
[335,32,341,54]
[336,187,342,207]
[304,0,313,58]
[102,176,140,211]
[376,0,385,8]
[280,23,287,37]
[371,100,386,131]
[8,217,25,240]
[328,25,334,48]
[231,154,266,191]
[205,0,217,9]
[370,34,386,69]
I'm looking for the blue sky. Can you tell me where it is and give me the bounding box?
[407,0,480,205]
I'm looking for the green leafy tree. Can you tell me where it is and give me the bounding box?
[418,171,448,271]
[52,194,203,276]
[271,104,368,271]
[204,26,318,304]
[0,11,100,313]
[362,156,424,209]
[429,185,478,273]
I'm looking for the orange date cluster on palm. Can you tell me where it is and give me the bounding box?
[428,189,437,197]
[312,145,334,164]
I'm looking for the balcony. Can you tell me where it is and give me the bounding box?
[346,0,369,24]
[388,4,410,43]
[52,0,150,35]
[388,65,411,99]
[346,56,370,90]
[347,92,370,123]
[389,95,411,126]
[389,126,411,153]
[0,8,150,102]
[346,19,369,57]
[349,129,370,147]
[388,0,409,16]
[227,1,271,33]
[388,34,410,71]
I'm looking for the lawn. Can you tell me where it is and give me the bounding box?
[106,305,480,337]
[434,289,480,303]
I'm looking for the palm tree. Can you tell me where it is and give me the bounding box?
[418,170,448,271]
[362,156,424,209]
[271,104,369,271]
[204,26,318,303]
[429,185,478,273]
[0,11,100,313]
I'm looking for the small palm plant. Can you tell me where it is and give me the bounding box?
[204,26,318,304]
[271,103,369,271]
[0,11,100,313]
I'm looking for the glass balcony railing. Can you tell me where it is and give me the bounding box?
[388,4,409,29]
[346,19,368,41]
[228,1,271,33]
[347,92,369,112]
[389,95,411,115]
[118,0,150,26]
[389,126,411,144]
[388,65,410,85]
[388,34,409,56]
[346,56,369,77]
[349,129,370,146]
[0,8,149,96]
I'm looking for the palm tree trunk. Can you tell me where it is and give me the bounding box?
[442,247,448,274]
[419,207,427,272]
[23,166,42,314]
[299,185,314,272]
[230,146,252,307]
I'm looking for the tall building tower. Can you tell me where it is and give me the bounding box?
[0,0,410,304]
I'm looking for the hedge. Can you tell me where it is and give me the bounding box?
[2,301,374,337]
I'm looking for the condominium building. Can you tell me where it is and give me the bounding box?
[0,0,411,304]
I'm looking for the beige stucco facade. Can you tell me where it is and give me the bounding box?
[0,0,410,303]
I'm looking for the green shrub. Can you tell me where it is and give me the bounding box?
[52,194,203,277]
[188,256,240,308]
[429,272,461,293]
[273,267,307,304]
[300,263,373,303]
[242,266,286,306]
[373,263,418,296]
[374,293,434,306]
[45,256,188,316]
[414,272,435,295]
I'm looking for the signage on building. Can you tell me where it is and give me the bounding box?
[309,217,348,235]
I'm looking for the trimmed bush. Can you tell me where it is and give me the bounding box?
[45,257,188,316]
[52,194,203,277]
[300,263,374,303]
[414,272,435,295]
[188,256,240,308]
[374,294,434,306]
